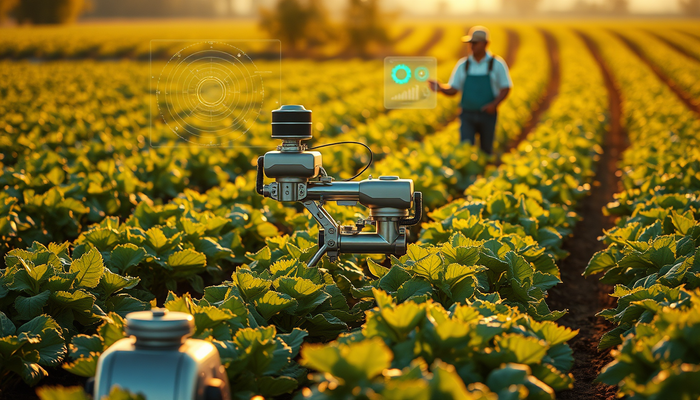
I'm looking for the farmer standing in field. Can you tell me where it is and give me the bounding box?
[428,26,512,155]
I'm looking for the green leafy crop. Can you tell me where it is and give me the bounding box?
[299,288,576,399]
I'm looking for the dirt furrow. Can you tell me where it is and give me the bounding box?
[648,31,700,63]
[392,27,416,45]
[503,28,560,153]
[677,29,700,42]
[613,31,700,115]
[504,27,520,67]
[413,27,445,56]
[546,30,629,400]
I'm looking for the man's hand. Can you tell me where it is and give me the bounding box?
[427,79,440,93]
[428,80,459,96]
[481,102,497,114]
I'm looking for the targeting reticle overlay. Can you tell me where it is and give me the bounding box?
[150,40,280,148]
[384,57,437,110]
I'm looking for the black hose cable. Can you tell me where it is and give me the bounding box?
[256,156,265,195]
[399,192,423,226]
[307,141,373,181]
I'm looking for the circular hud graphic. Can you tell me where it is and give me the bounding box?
[155,41,264,145]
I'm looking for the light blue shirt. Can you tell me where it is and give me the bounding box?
[447,51,513,97]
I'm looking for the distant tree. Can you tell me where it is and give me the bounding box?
[611,0,629,14]
[436,0,448,16]
[14,0,87,23]
[259,0,333,53]
[679,0,700,15]
[0,0,18,22]
[501,0,543,15]
[304,0,335,48]
[344,0,391,57]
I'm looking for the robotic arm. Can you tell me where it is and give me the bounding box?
[256,105,423,267]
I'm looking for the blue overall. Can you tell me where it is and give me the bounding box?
[460,58,497,155]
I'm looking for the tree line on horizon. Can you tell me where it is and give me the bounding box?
[0,0,699,25]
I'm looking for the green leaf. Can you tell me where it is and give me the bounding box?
[300,337,391,384]
[50,290,98,326]
[84,228,120,251]
[379,266,412,292]
[584,249,617,277]
[69,249,104,289]
[430,361,474,399]
[529,320,578,346]
[18,315,67,367]
[68,334,103,359]
[235,271,272,301]
[167,249,207,277]
[395,279,433,303]
[254,291,296,320]
[278,329,308,358]
[533,272,561,291]
[192,306,234,335]
[257,375,298,397]
[670,210,696,235]
[104,294,149,317]
[411,253,444,282]
[98,269,140,299]
[276,277,324,299]
[301,313,348,340]
[486,363,529,393]
[379,301,427,339]
[98,313,126,348]
[256,221,278,237]
[441,245,480,266]
[495,334,548,365]
[544,343,574,372]
[110,244,147,272]
[63,354,98,378]
[36,385,92,400]
[0,312,16,336]
[15,290,51,320]
[105,386,147,400]
[367,258,389,279]
[506,252,534,284]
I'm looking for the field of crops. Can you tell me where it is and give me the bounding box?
[1,18,700,400]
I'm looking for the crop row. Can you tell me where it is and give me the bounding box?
[0,21,419,60]
[0,21,531,255]
[0,55,458,253]
[286,26,609,399]
[371,25,548,210]
[654,29,700,62]
[583,29,700,399]
[0,27,542,398]
[615,29,700,102]
[0,25,614,400]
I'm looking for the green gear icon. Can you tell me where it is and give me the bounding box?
[414,66,429,82]
[391,64,411,84]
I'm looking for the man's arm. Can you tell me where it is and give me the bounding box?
[481,87,510,114]
[427,58,465,97]
[428,80,459,96]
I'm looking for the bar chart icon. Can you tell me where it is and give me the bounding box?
[384,56,437,109]
[392,85,420,101]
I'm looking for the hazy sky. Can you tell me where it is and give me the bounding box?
[457,0,681,13]
[239,0,682,15]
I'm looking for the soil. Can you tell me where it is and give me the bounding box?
[677,29,700,42]
[392,27,416,47]
[504,28,520,67]
[613,31,700,115]
[648,31,700,63]
[545,31,630,400]
[503,28,561,154]
[414,27,445,56]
